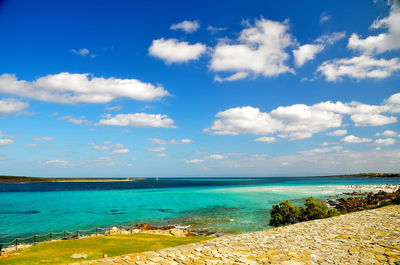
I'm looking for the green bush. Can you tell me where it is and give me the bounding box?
[269,200,304,227]
[269,197,339,227]
[303,197,339,221]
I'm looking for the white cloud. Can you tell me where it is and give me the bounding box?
[60,115,91,125]
[72,48,96,58]
[318,55,400,81]
[185,159,204,164]
[149,38,206,63]
[105,105,122,111]
[149,138,193,145]
[207,25,228,34]
[293,44,324,67]
[350,113,397,126]
[214,72,249,82]
[181,138,194,144]
[210,18,295,79]
[0,138,14,146]
[294,32,345,67]
[110,148,130,155]
[42,159,70,167]
[205,154,227,160]
[146,147,166,152]
[33,136,55,141]
[156,153,168,158]
[0,98,29,116]
[170,20,200,33]
[327,129,347,136]
[91,156,115,166]
[0,73,169,104]
[320,12,332,23]
[205,92,400,140]
[375,138,396,146]
[26,143,39,148]
[254,136,276,143]
[375,130,399,137]
[98,113,176,128]
[341,135,372,143]
[300,146,343,155]
[348,1,400,54]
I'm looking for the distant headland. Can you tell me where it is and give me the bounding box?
[328,173,400,178]
[0,175,147,183]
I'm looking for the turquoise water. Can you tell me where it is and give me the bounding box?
[0,177,399,242]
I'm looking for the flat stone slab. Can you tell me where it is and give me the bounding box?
[79,205,400,264]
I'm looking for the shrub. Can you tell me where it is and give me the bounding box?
[269,200,304,227]
[303,197,339,221]
[269,197,339,227]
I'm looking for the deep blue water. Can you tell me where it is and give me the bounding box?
[0,177,399,243]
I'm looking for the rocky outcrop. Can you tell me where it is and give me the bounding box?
[328,190,400,213]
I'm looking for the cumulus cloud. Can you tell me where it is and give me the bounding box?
[105,105,122,111]
[110,148,130,155]
[170,20,200,33]
[341,135,372,143]
[26,143,39,148]
[375,130,399,137]
[293,44,324,67]
[185,159,204,164]
[149,38,206,63]
[42,159,70,167]
[156,153,168,158]
[205,154,227,160]
[350,113,397,126]
[348,1,400,54]
[33,136,55,141]
[0,98,29,116]
[293,32,346,67]
[375,138,396,146]
[205,92,400,140]
[0,73,169,104]
[214,72,249,82]
[317,55,400,81]
[254,136,277,143]
[72,48,96,58]
[149,138,193,144]
[207,25,228,34]
[0,138,14,146]
[60,115,91,125]
[98,113,176,128]
[146,147,166,152]
[320,12,332,24]
[210,18,295,80]
[300,146,343,155]
[327,129,347,136]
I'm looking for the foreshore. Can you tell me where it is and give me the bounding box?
[82,205,400,264]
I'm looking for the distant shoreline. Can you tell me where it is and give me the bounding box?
[1,174,400,183]
[0,175,147,183]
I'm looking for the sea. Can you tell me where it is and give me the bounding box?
[1,176,399,243]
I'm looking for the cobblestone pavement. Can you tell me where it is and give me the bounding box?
[78,205,400,264]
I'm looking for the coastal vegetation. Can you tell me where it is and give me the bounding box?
[269,197,339,227]
[0,233,210,265]
[270,190,400,227]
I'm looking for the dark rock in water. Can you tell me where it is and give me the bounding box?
[0,210,40,214]
[158,225,175,230]
[151,208,173,213]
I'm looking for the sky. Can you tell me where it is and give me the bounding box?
[0,0,400,178]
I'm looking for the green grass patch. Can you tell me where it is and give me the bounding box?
[0,234,211,265]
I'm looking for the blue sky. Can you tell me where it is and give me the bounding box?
[0,0,399,178]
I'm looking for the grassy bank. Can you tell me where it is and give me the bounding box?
[0,234,211,265]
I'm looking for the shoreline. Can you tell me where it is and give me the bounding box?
[84,205,400,264]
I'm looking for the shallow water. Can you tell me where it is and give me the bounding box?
[0,177,399,242]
